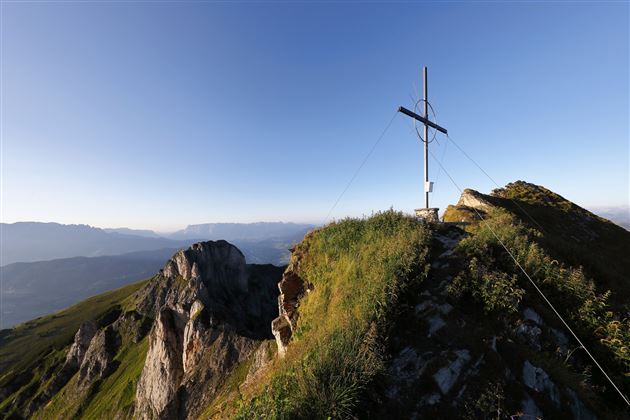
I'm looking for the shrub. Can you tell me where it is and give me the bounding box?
[450,208,630,387]
[448,257,524,315]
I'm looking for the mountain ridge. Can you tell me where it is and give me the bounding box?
[1,181,628,419]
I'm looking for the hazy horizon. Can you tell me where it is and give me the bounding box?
[0,219,318,235]
[2,201,628,233]
[2,2,628,231]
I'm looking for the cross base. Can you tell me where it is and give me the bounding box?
[415,208,440,223]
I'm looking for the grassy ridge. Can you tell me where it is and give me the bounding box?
[34,337,150,419]
[0,280,146,379]
[0,280,147,417]
[448,207,629,407]
[483,181,629,305]
[233,211,431,418]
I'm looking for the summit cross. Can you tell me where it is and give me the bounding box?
[398,66,448,210]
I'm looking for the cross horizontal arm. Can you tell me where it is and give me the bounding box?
[398,106,448,134]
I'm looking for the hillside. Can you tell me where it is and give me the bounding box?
[1,182,628,419]
[0,248,178,328]
[0,222,310,267]
[0,241,284,419]
[1,223,312,328]
[0,223,196,266]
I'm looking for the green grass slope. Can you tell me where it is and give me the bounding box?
[224,211,432,418]
[448,181,630,306]
[444,182,630,410]
[0,280,147,418]
[34,337,149,419]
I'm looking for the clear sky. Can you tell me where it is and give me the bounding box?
[1,1,628,231]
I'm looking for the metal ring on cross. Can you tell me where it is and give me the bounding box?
[414,99,438,144]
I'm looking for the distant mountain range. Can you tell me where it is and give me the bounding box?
[0,248,177,328]
[0,222,314,327]
[0,222,195,266]
[3,182,628,419]
[0,221,315,266]
[102,227,163,238]
[168,222,315,241]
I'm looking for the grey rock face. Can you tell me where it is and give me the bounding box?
[550,327,570,355]
[432,349,471,395]
[522,360,560,408]
[566,387,597,420]
[521,393,543,419]
[163,241,248,293]
[457,189,493,210]
[522,307,543,325]
[134,241,282,419]
[79,325,120,386]
[136,308,185,419]
[65,320,97,369]
[138,240,277,339]
[515,322,542,351]
[272,258,307,357]
[78,325,121,387]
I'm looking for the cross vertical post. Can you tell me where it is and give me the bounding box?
[423,66,429,209]
[397,66,448,222]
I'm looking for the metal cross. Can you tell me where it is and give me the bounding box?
[398,66,448,209]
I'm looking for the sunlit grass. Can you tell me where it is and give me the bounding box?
[233,210,431,418]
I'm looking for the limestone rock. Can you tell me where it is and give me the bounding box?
[566,387,597,420]
[521,393,543,419]
[522,307,543,325]
[244,341,274,385]
[272,261,307,357]
[182,301,212,374]
[432,349,471,395]
[135,308,185,419]
[134,241,282,419]
[65,320,97,369]
[515,322,542,351]
[457,189,493,210]
[113,310,152,343]
[78,325,121,387]
[522,360,560,408]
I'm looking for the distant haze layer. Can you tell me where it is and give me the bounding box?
[0,221,315,266]
[0,249,176,328]
[0,222,196,266]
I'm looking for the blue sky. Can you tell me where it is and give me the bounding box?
[1,1,628,231]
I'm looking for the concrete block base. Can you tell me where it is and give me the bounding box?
[415,208,440,223]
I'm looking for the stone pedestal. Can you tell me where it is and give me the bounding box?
[415,208,440,223]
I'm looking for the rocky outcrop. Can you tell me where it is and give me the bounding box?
[78,325,121,387]
[65,320,97,369]
[442,189,495,223]
[113,310,152,343]
[134,240,282,419]
[135,308,185,418]
[182,300,206,373]
[457,188,493,210]
[271,247,310,357]
[432,349,471,395]
[19,321,100,416]
[522,360,561,409]
[244,341,275,385]
[380,223,600,419]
